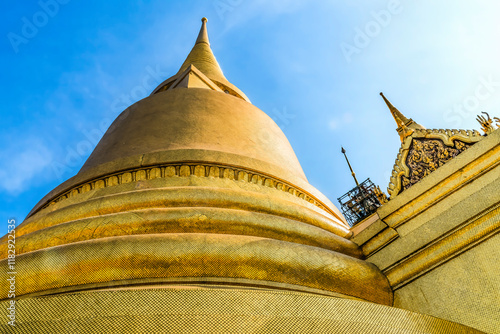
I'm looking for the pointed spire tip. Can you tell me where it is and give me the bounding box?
[380,92,407,127]
[196,16,210,45]
[379,92,425,141]
[380,92,391,105]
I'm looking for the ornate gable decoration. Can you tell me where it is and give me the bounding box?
[387,129,483,197]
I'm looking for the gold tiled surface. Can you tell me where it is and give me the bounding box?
[0,288,482,333]
[1,208,362,261]
[393,234,500,334]
[0,233,392,304]
[0,150,389,310]
[386,204,500,288]
[9,185,349,243]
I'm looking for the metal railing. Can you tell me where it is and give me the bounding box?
[337,178,382,227]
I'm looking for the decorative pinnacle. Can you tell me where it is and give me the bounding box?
[380,92,425,142]
[380,92,409,128]
[196,17,210,45]
[341,147,360,187]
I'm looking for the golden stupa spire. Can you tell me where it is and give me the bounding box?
[152,17,250,102]
[195,17,209,45]
[380,92,425,142]
[177,17,226,85]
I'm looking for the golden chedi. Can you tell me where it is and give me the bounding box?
[0,18,481,333]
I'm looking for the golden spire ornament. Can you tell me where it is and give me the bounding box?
[380,92,425,142]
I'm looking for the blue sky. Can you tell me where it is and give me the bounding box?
[1,0,500,223]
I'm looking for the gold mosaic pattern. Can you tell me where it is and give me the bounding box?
[385,203,500,289]
[0,234,392,304]
[1,208,362,260]
[0,288,482,333]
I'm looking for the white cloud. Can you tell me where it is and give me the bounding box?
[328,112,354,130]
[328,119,338,130]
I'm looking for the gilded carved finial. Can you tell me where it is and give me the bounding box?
[380,92,425,142]
[476,111,497,135]
[341,147,360,187]
[380,92,409,128]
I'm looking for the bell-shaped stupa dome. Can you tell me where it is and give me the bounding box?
[0,19,447,333]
